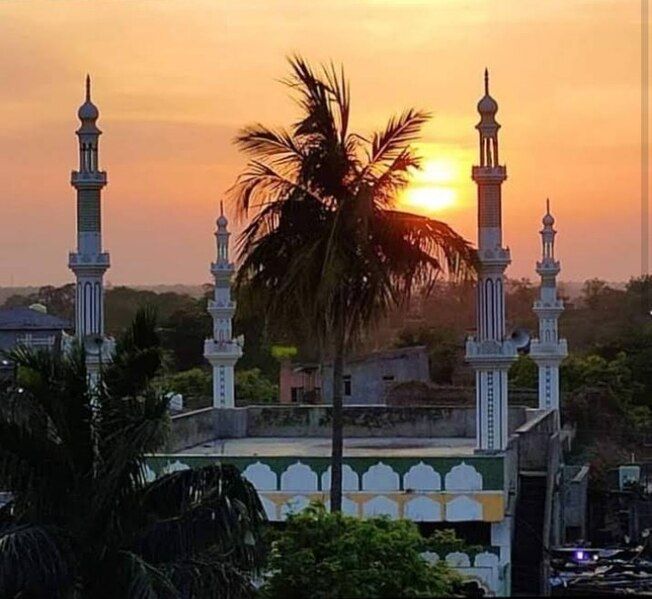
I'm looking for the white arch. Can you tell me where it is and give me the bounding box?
[444,462,483,491]
[242,461,278,491]
[280,462,318,492]
[404,496,442,522]
[404,462,441,491]
[362,462,400,491]
[362,496,399,518]
[322,465,359,492]
[445,496,483,521]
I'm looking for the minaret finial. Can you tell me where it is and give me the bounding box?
[220,200,224,217]
[484,68,489,95]
[85,74,91,102]
[546,197,550,214]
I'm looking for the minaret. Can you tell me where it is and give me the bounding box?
[204,202,242,408]
[529,200,568,412]
[466,70,518,452]
[69,76,114,372]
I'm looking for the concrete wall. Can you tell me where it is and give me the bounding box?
[512,409,557,471]
[168,404,530,449]
[387,383,538,408]
[167,407,247,451]
[246,405,528,438]
[561,465,589,541]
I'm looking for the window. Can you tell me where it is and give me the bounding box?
[343,375,352,397]
[291,387,303,403]
[382,375,395,382]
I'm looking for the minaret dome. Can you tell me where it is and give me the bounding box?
[77,75,101,133]
[477,68,499,121]
[217,200,229,229]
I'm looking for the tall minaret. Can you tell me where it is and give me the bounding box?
[204,202,242,408]
[529,200,568,412]
[466,70,518,452]
[69,76,113,371]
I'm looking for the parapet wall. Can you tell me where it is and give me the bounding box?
[168,404,530,452]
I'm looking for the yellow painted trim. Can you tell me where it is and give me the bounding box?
[262,491,505,522]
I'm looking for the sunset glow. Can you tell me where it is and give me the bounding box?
[0,0,642,285]
[400,157,461,214]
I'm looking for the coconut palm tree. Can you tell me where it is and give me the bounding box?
[232,57,475,512]
[0,308,265,598]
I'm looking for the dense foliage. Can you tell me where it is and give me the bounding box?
[0,308,266,598]
[261,504,462,599]
[163,367,279,410]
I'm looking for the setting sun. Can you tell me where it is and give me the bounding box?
[400,156,460,214]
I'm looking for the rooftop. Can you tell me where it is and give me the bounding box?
[0,307,70,331]
[180,436,476,457]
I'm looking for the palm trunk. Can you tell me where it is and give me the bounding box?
[330,326,345,513]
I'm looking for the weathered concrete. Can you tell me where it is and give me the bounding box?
[513,409,557,471]
[167,407,247,451]
[321,346,430,405]
[245,405,529,439]
[387,382,538,407]
[168,404,530,451]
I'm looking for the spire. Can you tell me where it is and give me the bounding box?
[542,198,555,228]
[475,70,500,167]
[77,74,100,129]
[217,200,228,229]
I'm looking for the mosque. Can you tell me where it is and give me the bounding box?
[67,74,581,596]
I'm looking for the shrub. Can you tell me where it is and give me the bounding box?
[261,503,462,598]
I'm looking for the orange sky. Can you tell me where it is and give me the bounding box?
[0,0,644,285]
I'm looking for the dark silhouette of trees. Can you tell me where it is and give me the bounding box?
[0,308,265,598]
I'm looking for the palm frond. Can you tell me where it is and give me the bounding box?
[0,524,75,598]
[164,553,257,599]
[235,124,304,167]
[90,550,178,599]
[130,464,266,569]
[360,109,429,180]
[229,160,322,217]
[105,305,162,399]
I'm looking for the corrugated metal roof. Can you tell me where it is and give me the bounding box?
[0,307,70,330]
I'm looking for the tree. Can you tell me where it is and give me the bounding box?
[232,57,474,511]
[235,368,279,404]
[161,301,213,371]
[161,367,213,411]
[509,355,538,389]
[395,325,462,384]
[0,308,266,598]
[261,503,462,599]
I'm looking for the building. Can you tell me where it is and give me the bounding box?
[279,362,321,404]
[146,72,584,596]
[204,202,242,408]
[0,306,70,353]
[280,346,430,405]
[67,76,114,374]
[465,69,518,452]
[321,346,430,405]
[530,200,568,413]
